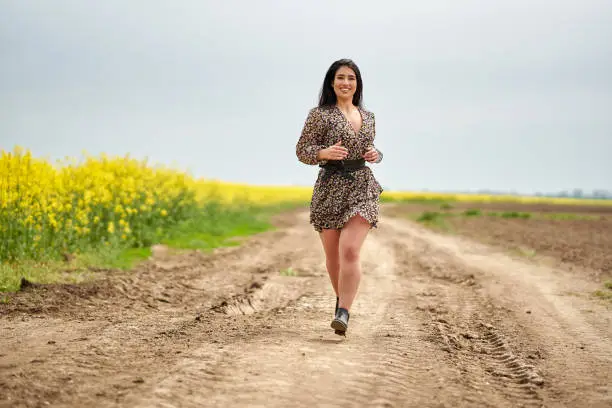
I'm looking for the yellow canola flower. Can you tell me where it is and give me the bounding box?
[2,145,610,262]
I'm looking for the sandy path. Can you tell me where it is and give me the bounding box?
[1,209,610,407]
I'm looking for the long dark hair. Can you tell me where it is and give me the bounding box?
[318,59,363,108]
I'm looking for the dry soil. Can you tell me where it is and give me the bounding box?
[1,208,611,407]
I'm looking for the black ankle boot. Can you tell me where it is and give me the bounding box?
[331,307,350,335]
[335,297,339,316]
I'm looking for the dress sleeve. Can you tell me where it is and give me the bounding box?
[296,108,326,165]
[372,112,383,164]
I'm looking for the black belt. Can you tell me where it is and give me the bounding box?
[319,159,366,182]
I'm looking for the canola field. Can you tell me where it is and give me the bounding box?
[0,147,309,262]
[1,146,609,263]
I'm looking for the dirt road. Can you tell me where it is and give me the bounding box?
[1,208,611,407]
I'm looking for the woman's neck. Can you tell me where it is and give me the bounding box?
[335,98,354,112]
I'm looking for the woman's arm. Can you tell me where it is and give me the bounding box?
[296,108,326,165]
[373,113,383,163]
[365,112,383,163]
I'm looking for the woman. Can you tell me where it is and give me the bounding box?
[296,58,383,336]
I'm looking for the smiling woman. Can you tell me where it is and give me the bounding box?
[295,58,384,336]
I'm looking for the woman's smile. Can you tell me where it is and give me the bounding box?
[333,66,357,99]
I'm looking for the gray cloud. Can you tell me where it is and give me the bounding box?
[1,0,611,194]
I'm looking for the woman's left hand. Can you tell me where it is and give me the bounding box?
[362,147,379,163]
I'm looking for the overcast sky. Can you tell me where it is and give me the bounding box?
[1,0,610,194]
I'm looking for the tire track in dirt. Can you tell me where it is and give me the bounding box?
[118,225,452,408]
[386,217,612,407]
[2,209,611,407]
[123,215,556,408]
[403,240,545,407]
[0,214,322,408]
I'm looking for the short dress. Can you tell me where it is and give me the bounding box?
[296,105,384,232]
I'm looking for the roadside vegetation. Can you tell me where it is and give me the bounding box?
[3,146,610,294]
[0,147,306,293]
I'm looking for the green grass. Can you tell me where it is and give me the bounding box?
[463,209,482,217]
[280,267,297,277]
[593,281,612,302]
[416,211,442,222]
[413,211,454,232]
[411,207,536,232]
[500,211,531,219]
[407,206,605,224]
[106,248,153,270]
[0,201,304,293]
[162,203,272,250]
[593,290,612,301]
[540,213,601,221]
[0,259,97,293]
[393,198,608,223]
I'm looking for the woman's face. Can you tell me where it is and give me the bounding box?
[332,65,357,100]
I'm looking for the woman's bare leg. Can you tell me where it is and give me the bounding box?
[337,215,371,311]
[319,229,341,296]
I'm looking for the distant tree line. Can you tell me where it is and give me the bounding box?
[468,189,612,199]
[534,189,611,199]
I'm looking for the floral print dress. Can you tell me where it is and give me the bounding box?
[296,105,384,232]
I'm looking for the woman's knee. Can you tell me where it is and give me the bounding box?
[340,245,360,263]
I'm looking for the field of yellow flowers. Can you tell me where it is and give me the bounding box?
[0,147,309,263]
[2,146,609,264]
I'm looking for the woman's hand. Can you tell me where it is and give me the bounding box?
[317,141,348,161]
[362,147,379,163]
